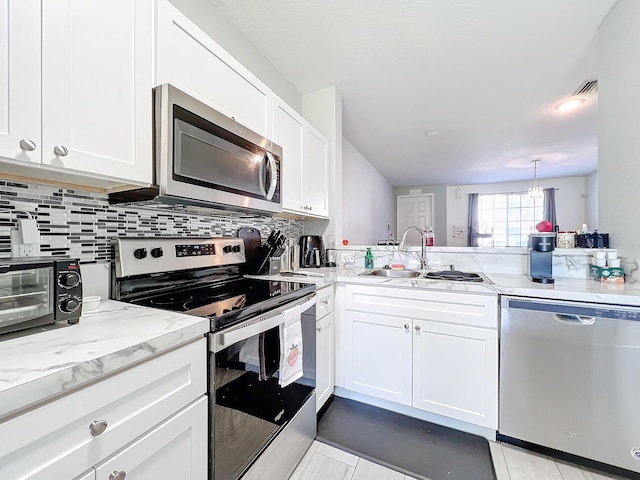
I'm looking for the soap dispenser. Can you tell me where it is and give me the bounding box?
[365,248,374,269]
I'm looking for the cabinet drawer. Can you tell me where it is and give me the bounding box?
[0,337,206,480]
[316,285,334,319]
[345,284,497,328]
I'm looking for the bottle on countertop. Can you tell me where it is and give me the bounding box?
[364,247,374,269]
[425,226,434,247]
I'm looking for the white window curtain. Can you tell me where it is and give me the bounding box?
[467,193,480,247]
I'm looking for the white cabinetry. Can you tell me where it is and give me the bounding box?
[337,284,498,429]
[273,96,329,218]
[156,0,273,137]
[0,338,207,480]
[0,0,153,184]
[315,285,335,411]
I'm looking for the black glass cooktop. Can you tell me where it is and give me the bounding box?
[130,277,315,331]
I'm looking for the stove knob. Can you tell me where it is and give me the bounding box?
[60,297,80,313]
[59,272,80,288]
[223,245,233,254]
[134,248,147,259]
[151,247,164,258]
[232,245,242,253]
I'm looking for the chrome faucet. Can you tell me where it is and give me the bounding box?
[398,226,427,269]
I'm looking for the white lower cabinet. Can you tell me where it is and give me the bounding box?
[0,338,207,480]
[316,311,335,410]
[95,397,207,480]
[337,284,498,429]
[345,310,412,406]
[412,319,498,428]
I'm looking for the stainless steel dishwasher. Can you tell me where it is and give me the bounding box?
[500,296,640,474]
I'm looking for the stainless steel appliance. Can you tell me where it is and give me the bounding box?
[110,84,283,216]
[500,297,640,475]
[299,235,324,268]
[527,232,556,283]
[111,237,317,480]
[0,258,82,335]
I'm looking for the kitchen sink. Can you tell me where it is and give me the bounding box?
[359,269,422,278]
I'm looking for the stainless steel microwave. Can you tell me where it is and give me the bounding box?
[111,84,282,215]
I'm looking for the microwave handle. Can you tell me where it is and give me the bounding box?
[265,151,278,201]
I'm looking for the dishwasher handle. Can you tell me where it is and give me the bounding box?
[553,313,596,325]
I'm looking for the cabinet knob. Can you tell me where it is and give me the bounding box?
[316,326,322,332]
[19,138,37,151]
[415,325,421,332]
[404,324,409,330]
[89,419,108,437]
[109,471,126,480]
[322,299,329,305]
[53,145,69,157]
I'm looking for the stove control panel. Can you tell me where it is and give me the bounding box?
[113,237,246,278]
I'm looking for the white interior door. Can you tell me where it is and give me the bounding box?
[397,194,434,245]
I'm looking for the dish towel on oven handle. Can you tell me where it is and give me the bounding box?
[279,304,303,387]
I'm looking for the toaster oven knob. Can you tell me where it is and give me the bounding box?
[232,245,242,253]
[151,247,164,258]
[60,297,80,313]
[223,245,233,254]
[133,248,147,259]
[59,272,80,288]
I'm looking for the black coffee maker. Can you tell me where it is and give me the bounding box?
[299,235,324,268]
[528,233,556,284]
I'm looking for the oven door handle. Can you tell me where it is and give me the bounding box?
[211,294,317,350]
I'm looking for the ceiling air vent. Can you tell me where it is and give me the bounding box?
[573,79,598,96]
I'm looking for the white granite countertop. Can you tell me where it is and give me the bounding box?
[0,300,209,420]
[249,267,640,306]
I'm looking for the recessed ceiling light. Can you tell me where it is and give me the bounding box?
[555,99,585,112]
[425,131,437,137]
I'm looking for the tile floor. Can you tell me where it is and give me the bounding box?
[289,440,628,480]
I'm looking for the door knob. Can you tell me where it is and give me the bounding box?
[19,139,37,151]
[404,324,409,330]
[109,471,126,480]
[415,325,421,332]
[53,145,69,156]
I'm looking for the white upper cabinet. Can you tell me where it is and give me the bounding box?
[273,97,304,212]
[156,0,273,138]
[41,0,153,184]
[303,124,329,217]
[0,0,41,164]
[0,0,153,185]
[273,95,329,218]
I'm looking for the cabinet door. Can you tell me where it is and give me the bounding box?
[156,0,273,138]
[345,310,412,405]
[0,0,40,164]
[302,125,329,218]
[95,397,208,480]
[273,96,304,213]
[316,311,334,412]
[41,0,153,184]
[412,319,498,428]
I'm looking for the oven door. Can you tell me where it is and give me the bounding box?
[155,84,282,215]
[209,294,316,480]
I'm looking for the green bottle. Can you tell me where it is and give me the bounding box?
[365,247,374,269]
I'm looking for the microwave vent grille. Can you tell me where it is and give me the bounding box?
[573,80,598,96]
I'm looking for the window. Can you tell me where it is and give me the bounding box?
[476,192,543,247]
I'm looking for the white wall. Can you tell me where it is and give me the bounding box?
[585,171,598,231]
[394,185,447,246]
[598,0,640,260]
[342,139,395,244]
[446,176,587,247]
[168,0,302,111]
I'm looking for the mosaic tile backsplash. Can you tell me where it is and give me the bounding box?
[0,181,304,264]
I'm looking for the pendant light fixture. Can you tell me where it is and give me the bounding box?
[528,159,544,199]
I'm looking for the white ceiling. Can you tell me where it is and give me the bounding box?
[209,0,617,187]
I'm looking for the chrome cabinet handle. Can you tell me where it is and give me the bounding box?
[553,313,596,325]
[404,324,409,330]
[109,471,126,480]
[316,326,321,332]
[19,139,37,151]
[53,145,69,156]
[89,419,108,437]
[322,299,329,305]
[415,325,421,332]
